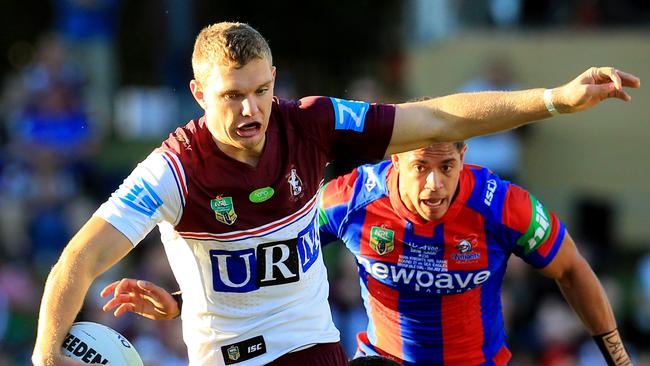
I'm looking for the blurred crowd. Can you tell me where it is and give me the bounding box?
[1,0,649,365]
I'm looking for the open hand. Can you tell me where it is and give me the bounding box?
[554,67,640,113]
[100,278,180,320]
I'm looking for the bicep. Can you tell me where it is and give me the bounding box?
[538,233,582,280]
[64,216,134,278]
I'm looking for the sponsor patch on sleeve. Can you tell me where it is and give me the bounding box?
[330,97,369,132]
[516,194,552,254]
[117,177,163,217]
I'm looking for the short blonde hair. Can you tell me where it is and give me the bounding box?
[192,22,272,83]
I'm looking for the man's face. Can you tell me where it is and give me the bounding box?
[190,58,276,156]
[392,143,466,221]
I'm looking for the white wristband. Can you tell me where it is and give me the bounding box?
[544,88,560,116]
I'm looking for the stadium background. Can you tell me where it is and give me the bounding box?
[0,0,649,365]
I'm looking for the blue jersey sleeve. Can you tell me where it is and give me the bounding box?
[501,184,566,269]
[318,168,361,245]
[466,166,566,269]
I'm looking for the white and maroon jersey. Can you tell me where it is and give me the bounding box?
[95,96,395,366]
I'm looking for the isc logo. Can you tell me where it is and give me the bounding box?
[248,343,263,353]
[210,223,320,293]
[484,179,498,206]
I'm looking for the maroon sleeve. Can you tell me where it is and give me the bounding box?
[276,96,395,162]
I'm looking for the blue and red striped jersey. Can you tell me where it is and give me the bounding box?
[319,160,566,366]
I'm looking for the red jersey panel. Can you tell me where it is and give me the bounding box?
[319,161,566,365]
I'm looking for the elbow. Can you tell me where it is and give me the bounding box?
[554,270,574,291]
[555,255,590,289]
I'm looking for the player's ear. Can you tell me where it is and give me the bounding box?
[190,79,207,110]
[391,154,400,171]
[459,144,468,165]
[269,66,277,93]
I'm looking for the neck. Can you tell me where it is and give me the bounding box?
[214,137,265,167]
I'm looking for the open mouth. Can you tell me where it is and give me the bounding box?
[421,198,444,208]
[235,121,262,137]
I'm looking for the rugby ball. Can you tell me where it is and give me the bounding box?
[61,321,144,365]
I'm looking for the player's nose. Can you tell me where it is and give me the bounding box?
[424,171,444,191]
[242,96,258,116]
[424,171,437,191]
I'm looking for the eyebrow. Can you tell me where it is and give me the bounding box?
[411,157,456,165]
[220,79,274,96]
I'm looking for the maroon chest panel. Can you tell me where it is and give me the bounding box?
[164,97,394,234]
[173,128,324,233]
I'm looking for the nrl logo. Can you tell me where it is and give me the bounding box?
[369,226,395,255]
[211,196,237,225]
[227,345,240,361]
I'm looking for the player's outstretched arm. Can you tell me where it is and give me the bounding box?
[32,217,134,366]
[386,66,640,155]
[539,233,633,366]
[100,278,180,320]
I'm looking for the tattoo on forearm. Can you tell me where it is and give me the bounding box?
[602,332,632,366]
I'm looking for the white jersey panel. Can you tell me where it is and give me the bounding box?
[98,158,337,366]
[94,151,185,245]
[160,194,338,366]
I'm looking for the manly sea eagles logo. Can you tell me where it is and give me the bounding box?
[369,226,395,255]
[227,345,240,361]
[211,196,237,225]
[287,168,303,197]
